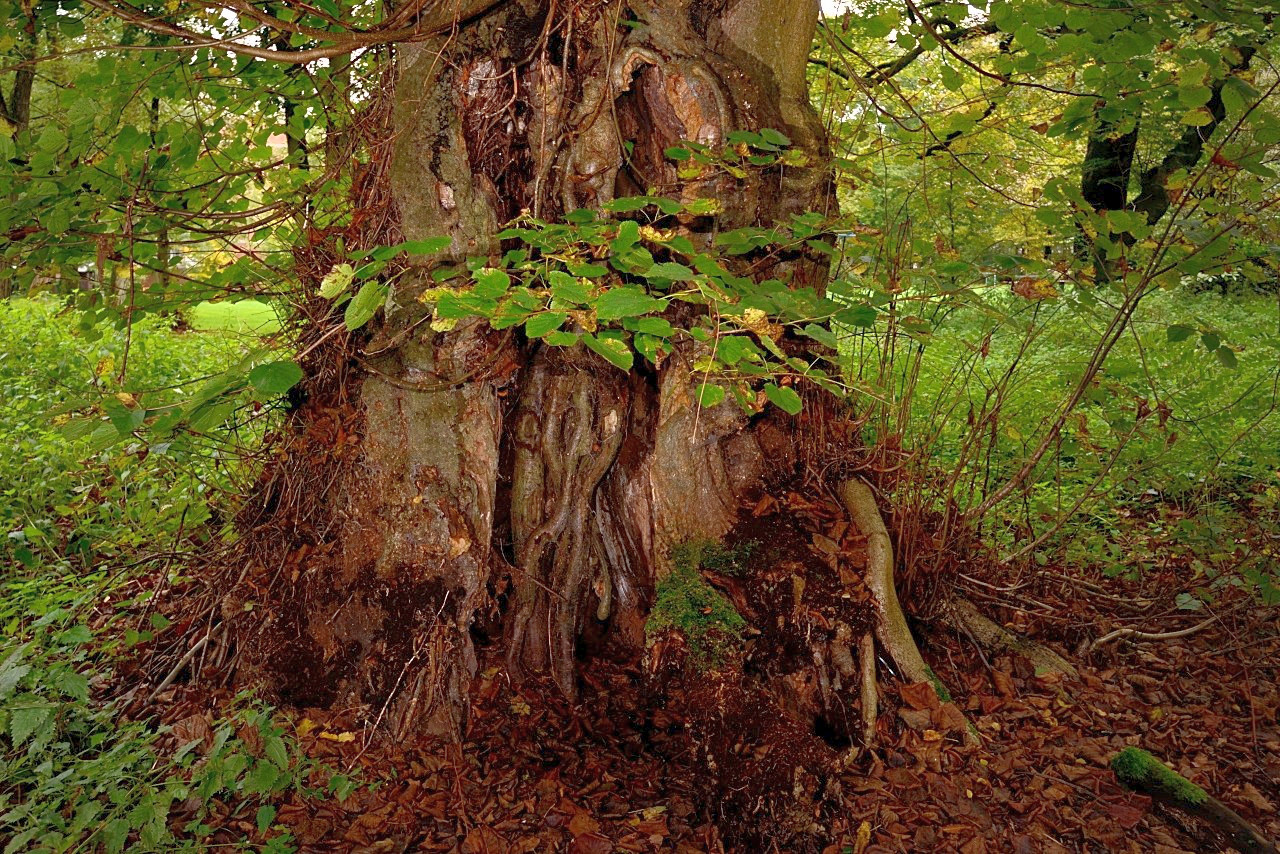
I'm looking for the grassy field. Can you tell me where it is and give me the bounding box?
[186,300,284,336]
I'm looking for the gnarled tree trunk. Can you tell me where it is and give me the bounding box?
[230,0,831,736]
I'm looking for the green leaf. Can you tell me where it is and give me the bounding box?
[36,126,66,152]
[264,735,289,770]
[248,361,303,395]
[401,237,452,255]
[319,263,355,299]
[1175,592,1204,611]
[10,701,53,746]
[714,335,761,365]
[5,827,41,854]
[344,280,388,330]
[763,383,802,415]
[759,127,790,147]
[583,333,634,371]
[1166,324,1195,343]
[549,271,593,304]
[1201,332,1221,351]
[863,10,898,37]
[800,323,837,349]
[256,805,277,834]
[243,762,279,795]
[60,624,93,645]
[567,261,609,278]
[53,669,89,701]
[696,383,726,408]
[436,292,497,319]
[1215,347,1238,368]
[102,819,132,854]
[645,262,694,282]
[525,312,567,338]
[103,398,145,436]
[1181,108,1214,126]
[491,296,535,330]
[0,660,30,699]
[610,220,640,254]
[595,287,664,321]
[472,268,512,299]
[545,331,580,347]
[631,316,673,337]
[633,333,661,364]
[1178,84,1213,109]
[835,304,877,327]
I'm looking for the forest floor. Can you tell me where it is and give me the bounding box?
[142,488,1280,854]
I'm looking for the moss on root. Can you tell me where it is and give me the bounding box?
[923,665,953,703]
[647,559,746,668]
[1111,747,1208,808]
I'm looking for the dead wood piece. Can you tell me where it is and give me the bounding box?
[1092,614,1218,650]
[1112,747,1278,854]
[949,598,1079,679]
[148,632,212,702]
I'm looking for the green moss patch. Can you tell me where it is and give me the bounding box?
[646,563,746,667]
[669,537,755,577]
[923,665,953,703]
[1111,747,1208,808]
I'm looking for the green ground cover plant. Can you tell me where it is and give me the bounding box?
[0,298,320,852]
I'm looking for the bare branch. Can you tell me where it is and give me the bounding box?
[80,0,507,64]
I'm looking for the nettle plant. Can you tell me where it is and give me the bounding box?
[323,134,876,414]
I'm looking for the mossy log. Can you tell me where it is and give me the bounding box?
[1112,747,1279,854]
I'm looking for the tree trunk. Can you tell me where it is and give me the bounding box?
[229,0,830,737]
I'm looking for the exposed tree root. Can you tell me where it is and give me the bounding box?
[839,477,979,745]
[1112,747,1279,854]
[859,631,877,748]
[948,598,1079,679]
[1091,614,1219,650]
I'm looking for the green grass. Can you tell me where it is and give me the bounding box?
[187,300,283,335]
[0,297,314,853]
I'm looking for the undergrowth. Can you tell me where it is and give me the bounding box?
[0,297,318,852]
[845,281,1280,603]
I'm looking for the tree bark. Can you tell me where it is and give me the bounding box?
[228,0,832,736]
[1,0,36,133]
